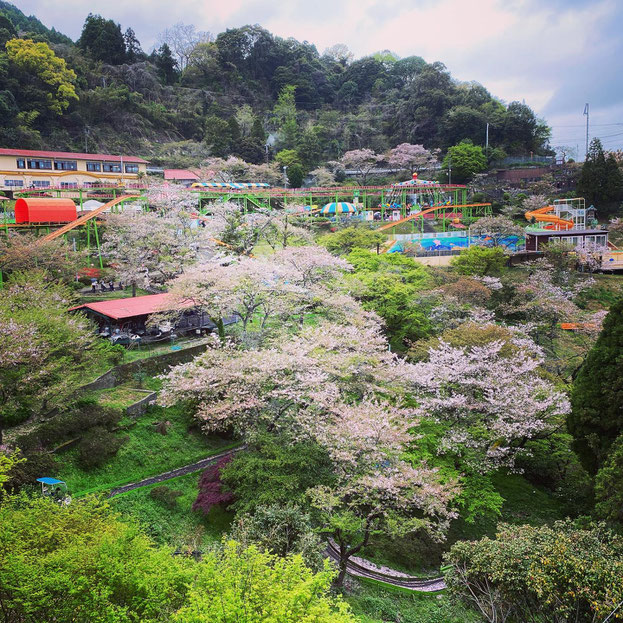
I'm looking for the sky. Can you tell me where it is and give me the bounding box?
[16,0,623,157]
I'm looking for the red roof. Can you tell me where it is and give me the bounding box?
[164,169,200,180]
[0,148,148,164]
[70,293,192,320]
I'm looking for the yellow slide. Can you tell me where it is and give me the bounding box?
[524,205,573,230]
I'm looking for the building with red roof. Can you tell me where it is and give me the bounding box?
[163,169,200,186]
[0,147,149,192]
[70,292,233,342]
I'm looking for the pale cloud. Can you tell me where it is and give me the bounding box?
[15,0,623,153]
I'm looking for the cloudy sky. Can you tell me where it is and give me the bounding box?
[18,0,623,156]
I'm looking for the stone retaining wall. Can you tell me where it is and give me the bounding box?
[80,341,210,392]
[125,391,157,418]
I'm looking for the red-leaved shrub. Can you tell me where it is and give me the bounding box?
[192,455,234,515]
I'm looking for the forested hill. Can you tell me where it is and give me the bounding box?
[0,2,552,167]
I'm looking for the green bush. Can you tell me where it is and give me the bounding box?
[318,226,385,255]
[149,485,183,509]
[16,400,122,452]
[77,427,127,470]
[450,246,507,276]
[4,451,58,493]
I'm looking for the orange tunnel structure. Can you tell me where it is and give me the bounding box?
[15,198,77,224]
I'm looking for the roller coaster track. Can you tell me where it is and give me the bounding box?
[40,195,139,242]
[325,541,446,591]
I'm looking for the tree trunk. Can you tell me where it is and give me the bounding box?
[216,318,225,344]
[132,282,136,297]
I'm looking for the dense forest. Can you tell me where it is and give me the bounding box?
[0,1,551,167]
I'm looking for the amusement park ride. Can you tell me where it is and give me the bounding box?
[1,171,621,274]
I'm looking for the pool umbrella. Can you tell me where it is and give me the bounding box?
[320,202,357,214]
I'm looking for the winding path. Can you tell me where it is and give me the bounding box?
[326,542,446,592]
[105,446,447,591]
[107,446,243,497]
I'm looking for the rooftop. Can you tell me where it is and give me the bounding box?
[0,148,149,164]
[164,169,199,180]
[70,293,192,320]
[526,229,607,237]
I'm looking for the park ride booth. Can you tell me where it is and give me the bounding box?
[70,293,236,344]
[14,197,76,223]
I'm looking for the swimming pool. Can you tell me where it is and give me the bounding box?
[388,235,523,253]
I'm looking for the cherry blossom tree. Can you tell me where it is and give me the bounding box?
[403,339,570,472]
[102,192,219,295]
[160,316,458,586]
[387,143,437,175]
[165,247,350,341]
[339,149,381,185]
[470,216,524,248]
[0,272,102,442]
[0,233,87,283]
[159,310,407,438]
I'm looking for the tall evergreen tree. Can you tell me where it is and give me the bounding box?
[153,43,177,85]
[577,138,623,207]
[568,298,623,474]
[78,14,126,65]
[123,27,142,63]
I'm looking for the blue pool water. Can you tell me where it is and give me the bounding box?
[389,235,523,253]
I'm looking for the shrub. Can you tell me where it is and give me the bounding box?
[318,226,385,255]
[149,485,183,509]
[229,504,325,571]
[77,427,127,470]
[192,455,234,515]
[16,401,122,452]
[4,451,58,494]
[450,246,507,276]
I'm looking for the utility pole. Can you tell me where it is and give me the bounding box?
[448,156,452,185]
[583,103,589,160]
[283,165,288,189]
[485,123,489,152]
[84,127,90,153]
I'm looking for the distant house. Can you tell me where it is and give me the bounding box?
[163,169,200,186]
[70,293,223,340]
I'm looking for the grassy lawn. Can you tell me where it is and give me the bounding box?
[77,287,150,302]
[87,386,153,410]
[344,579,479,623]
[54,404,236,496]
[111,471,234,549]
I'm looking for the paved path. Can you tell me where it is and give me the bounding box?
[106,446,446,592]
[108,446,243,497]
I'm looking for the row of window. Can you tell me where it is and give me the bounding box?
[16,158,139,173]
[2,180,141,188]
[559,235,607,248]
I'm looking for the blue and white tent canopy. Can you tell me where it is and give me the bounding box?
[191,182,270,189]
[320,202,357,214]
